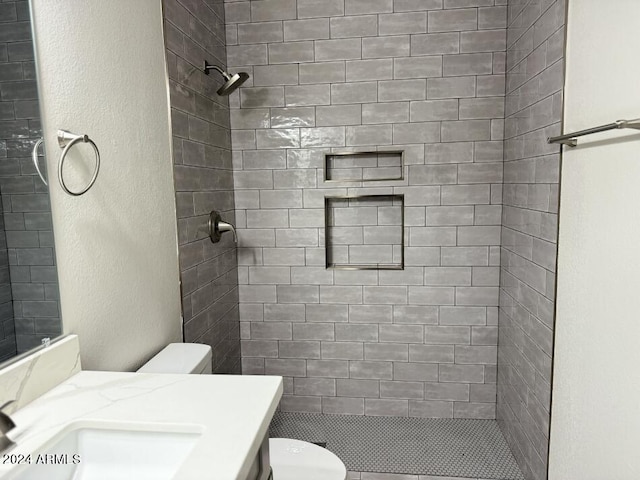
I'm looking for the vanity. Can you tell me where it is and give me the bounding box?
[0,336,283,480]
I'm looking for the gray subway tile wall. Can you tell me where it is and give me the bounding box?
[0,0,61,359]
[497,1,564,480]
[225,0,507,420]
[164,0,241,374]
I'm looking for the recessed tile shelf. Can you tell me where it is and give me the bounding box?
[325,195,404,270]
[324,150,404,182]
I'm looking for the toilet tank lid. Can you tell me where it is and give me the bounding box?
[137,343,212,374]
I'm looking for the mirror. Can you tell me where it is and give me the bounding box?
[0,2,62,362]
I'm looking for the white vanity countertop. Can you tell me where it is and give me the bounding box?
[0,371,283,480]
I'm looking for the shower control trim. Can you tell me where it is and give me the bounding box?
[208,210,237,244]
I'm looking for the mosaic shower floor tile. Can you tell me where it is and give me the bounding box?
[269,412,524,480]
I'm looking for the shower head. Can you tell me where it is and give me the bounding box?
[203,61,250,96]
[217,71,250,96]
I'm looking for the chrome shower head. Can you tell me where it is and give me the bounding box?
[203,61,250,96]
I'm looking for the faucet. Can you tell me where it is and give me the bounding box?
[0,401,16,453]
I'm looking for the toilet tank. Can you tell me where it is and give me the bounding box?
[137,343,212,374]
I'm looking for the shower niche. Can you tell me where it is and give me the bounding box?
[324,195,404,270]
[324,150,403,183]
[323,150,405,270]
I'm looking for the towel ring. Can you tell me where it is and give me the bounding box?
[57,130,100,196]
[31,137,47,186]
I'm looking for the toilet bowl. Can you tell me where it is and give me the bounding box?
[269,438,346,480]
[138,343,347,480]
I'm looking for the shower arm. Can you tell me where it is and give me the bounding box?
[203,62,230,80]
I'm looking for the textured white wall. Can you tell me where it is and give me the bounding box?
[549,1,640,478]
[30,0,182,371]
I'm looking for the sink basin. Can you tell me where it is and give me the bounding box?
[9,421,202,480]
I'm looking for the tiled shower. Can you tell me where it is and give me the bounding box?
[228,0,507,423]
[498,1,564,479]
[164,0,241,374]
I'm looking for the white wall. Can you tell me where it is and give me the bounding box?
[549,1,640,478]
[30,0,182,371]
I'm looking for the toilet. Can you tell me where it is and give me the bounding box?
[138,343,347,480]
[268,438,346,480]
[137,342,212,374]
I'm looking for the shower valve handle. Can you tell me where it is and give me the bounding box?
[209,210,237,244]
